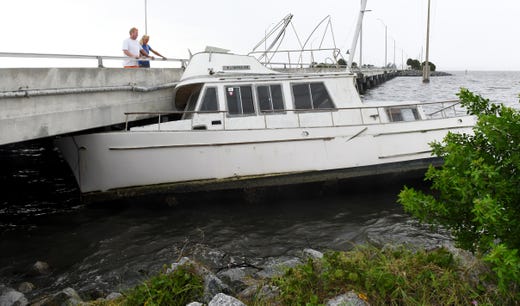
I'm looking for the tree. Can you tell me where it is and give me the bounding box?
[406,58,437,71]
[398,89,520,295]
[406,58,421,70]
[422,61,436,72]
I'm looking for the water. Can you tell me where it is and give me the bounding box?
[363,70,520,107]
[0,71,518,299]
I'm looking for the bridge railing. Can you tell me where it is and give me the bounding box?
[0,52,189,68]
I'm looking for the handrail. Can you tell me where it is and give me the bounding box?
[425,100,462,116]
[124,99,468,131]
[0,52,189,68]
[0,82,179,99]
[124,100,463,116]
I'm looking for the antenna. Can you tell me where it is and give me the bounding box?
[348,0,369,69]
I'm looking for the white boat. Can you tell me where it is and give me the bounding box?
[55,2,476,202]
[55,50,475,201]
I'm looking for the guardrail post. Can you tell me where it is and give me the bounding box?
[97,56,104,68]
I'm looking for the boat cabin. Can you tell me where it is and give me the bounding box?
[131,52,440,132]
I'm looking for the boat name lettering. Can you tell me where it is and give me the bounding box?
[222,65,251,71]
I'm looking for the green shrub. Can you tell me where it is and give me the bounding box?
[398,89,520,298]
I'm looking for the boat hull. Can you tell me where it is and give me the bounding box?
[55,117,474,201]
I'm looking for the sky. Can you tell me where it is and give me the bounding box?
[2,0,520,70]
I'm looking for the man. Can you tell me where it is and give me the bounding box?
[122,27,147,68]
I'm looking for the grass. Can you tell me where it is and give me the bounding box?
[90,264,204,306]
[250,245,513,305]
[89,245,516,305]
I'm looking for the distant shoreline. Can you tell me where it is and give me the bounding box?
[398,70,452,77]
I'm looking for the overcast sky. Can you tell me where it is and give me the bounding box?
[2,0,519,70]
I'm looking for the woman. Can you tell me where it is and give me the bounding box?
[138,35,167,68]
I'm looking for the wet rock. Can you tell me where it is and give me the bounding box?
[78,286,105,301]
[326,291,369,306]
[31,287,83,306]
[189,244,228,271]
[16,282,34,294]
[31,261,51,275]
[208,293,245,306]
[0,285,28,306]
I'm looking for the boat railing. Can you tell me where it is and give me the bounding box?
[248,48,345,69]
[0,52,188,68]
[124,100,468,131]
[423,100,467,118]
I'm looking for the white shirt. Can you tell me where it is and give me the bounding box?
[122,38,143,67]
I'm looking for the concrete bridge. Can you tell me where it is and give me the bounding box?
[0,55,397,146]
[352,68,398,94]
[0,67,183,146]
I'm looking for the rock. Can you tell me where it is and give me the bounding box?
[186,302,203,306]
[167,257,230,303]
[303,248,324,260]
[0,287,28,306]
[31,261,51,275]
[17,283,34,294]
[203,274,229,303]
[105,292,122,300]
[238,284,280,303]
[326,291,369,306]
[166,257,191,274]
[208,293,245,306]
[441,243,492,288]
[190,244,228,271]
[217,267,258,293]
[31,287,83,306]
[255,256,302,279]
[78,286,105,301]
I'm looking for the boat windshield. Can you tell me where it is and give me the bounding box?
[182,88,202,119]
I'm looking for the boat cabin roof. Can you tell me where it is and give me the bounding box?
[173,51,362,111]
[181,52,279,81]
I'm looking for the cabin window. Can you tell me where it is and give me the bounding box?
[257,84,285,113]
[226,85,255,115]
[292,82,335,110]
[200,87,218,112]
[386,107,420,122]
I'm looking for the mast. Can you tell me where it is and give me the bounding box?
[422,0,431,83]
[144,0,148,34]
[347,0,368,69]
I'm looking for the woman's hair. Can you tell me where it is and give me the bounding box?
[139,35,150,45]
